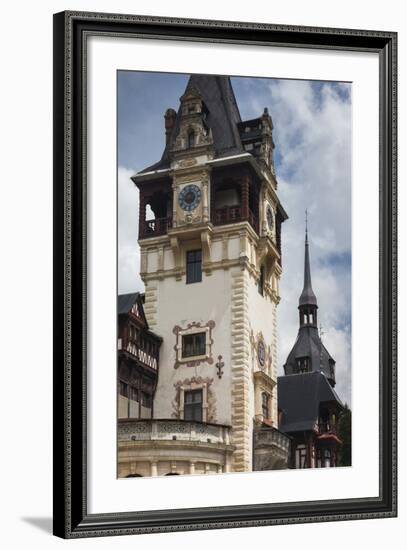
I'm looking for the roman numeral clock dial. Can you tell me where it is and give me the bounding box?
[178,184,202,211]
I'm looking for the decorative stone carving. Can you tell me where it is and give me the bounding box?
[171,376,217,423]
[250,330,272,374]
[172,320,215,369]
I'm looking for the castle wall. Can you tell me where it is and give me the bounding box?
[151,267,233,426]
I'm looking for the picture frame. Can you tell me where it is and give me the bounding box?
[53,10,397,538]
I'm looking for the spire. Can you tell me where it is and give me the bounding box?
[299,211,317,307]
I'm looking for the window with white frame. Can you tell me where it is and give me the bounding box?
[173,322,214,368]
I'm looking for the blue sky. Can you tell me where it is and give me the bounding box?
[117,71,352,405]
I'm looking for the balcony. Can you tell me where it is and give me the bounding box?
[213,206,258,233]
[253,426,291,453]
[140,216,172,239]
[118,418,231,445]
[318,421,333,434]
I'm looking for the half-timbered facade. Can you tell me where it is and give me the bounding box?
[118,293,162,420]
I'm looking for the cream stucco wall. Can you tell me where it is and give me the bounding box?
[247,275,279,424]
[139,215,281,473]
[151,267,233,426]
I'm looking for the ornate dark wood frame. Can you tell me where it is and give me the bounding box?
[53,11,397,539]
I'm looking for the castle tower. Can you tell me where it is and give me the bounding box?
[278,223,344,469]
[126,74,289,475]
[283,222,336,386]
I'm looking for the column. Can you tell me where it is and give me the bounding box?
[261,189,267,235]
[172,182,178,228]
[240,176,249,221]
[308,435,314,468]
[150,461,158,477]
[139,193,147,237]
[202,176,209,222]
[189,461,196,475]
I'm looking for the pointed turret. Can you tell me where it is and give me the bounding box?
[299,225,317,307]
[283,217,336,386]
[298,219,318,328]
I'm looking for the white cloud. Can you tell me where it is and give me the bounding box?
[266,80,352,404]
[118,77,352,405]
[118,166,144,295]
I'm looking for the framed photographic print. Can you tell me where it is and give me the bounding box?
[53,11,397,538]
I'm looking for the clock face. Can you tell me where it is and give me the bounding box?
[257,340,266,368]
[266,205,274,230]
[178,184,202,212]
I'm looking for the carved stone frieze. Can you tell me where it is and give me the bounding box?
[172,320,215,368]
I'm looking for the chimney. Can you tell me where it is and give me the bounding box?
[164,108,176,145]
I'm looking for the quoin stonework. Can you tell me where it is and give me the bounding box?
[117,74,346,477]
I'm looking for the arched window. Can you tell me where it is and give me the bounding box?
[125,473,143,478]
[261,392,270,419]
[165,472,180,476]
[187,130,195,148]
[258,265,265,296]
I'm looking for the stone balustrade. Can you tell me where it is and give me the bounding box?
[118,418,231,445]
[253,426,291,453]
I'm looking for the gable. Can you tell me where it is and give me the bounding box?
[117,292,148,329]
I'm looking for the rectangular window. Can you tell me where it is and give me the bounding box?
[295,445,308,469]
[298,357,309,373]
[184,389,203,422]
[119,381,128,397]
[129,324,137,342]
[182,332,206,358]
[262,392,270,419]
[141,391,152,408]
[186,249,202,284]
[258,265,264,296]
[129,386,139,402]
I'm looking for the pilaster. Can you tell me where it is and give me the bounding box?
[230,268,251,471]
[144,281,158,330]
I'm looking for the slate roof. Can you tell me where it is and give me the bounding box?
[117,292,142,315]
[299,229,317,306]
[283,326,335,382]
[278,372,344,434]
[139,74,244,174]
[283,227,336,385]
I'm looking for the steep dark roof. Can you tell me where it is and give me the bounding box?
[299,229,317,307]
[139,74,244,174]
[117,292,141,315]
[283,326,335,381]
[283,225,337,385]
[278,372,343,433]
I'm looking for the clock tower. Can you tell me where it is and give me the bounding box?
[128,74,289,475]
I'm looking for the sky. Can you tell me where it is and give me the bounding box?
[117,71,352,406]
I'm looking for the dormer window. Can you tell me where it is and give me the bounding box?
[187,130,195,148]
[297,357,309,373]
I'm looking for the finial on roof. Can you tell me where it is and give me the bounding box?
[299,212,318,307]
[305,209,308,243]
